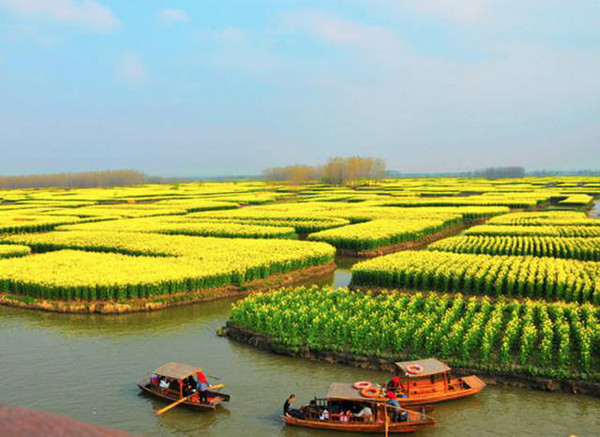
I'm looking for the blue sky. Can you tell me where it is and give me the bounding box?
[0,0,599,176]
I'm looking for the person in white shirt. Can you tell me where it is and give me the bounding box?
[356,405,374,422]
[159,378,169,389]
[319,409,330,421]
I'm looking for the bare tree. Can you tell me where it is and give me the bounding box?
[263,157,386,185]
[0,170,149,189]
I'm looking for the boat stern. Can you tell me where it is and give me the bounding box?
[461,375,486,392]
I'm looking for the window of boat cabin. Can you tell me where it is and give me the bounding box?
[429,374,439,385]
[325,402,378,422]
[432,373,447,385]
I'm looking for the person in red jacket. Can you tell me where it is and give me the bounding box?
[386,376,402,391]
[386,390,401,408]
[196,370,209,403]
[387,376,408,398]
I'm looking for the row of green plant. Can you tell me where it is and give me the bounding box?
[465,225,600,238]
[487,211,600,227]
[429,235,600,261]
[0,232,336,301]
[0,243,335,301]
[229,287,600,381]
[351,251,600,304]
[558,194,594,206]
[306,218,455,251]
[0,244,30,259]
[59,218,298,239]
[383,198,540,208]
[0,215,82,233]
[186,214,351,234]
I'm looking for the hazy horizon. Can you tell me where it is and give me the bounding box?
[1,1,599,176]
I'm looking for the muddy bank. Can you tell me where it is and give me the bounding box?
[0,262,335,315]
[221,323,600,398]
[336,221,479,257]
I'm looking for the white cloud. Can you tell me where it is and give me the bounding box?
[259,11,600,171]
[356,0,492,25]
[403,0,491,23]
[0,0,120,32]
[159,9,190,23]
[116,53,146,84]
[284,11,405,58]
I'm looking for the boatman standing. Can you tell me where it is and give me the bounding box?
[196,370,209,403]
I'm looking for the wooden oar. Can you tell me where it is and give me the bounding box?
[154,393,196,416]
[384,404,390,437]
[154,384,225,416]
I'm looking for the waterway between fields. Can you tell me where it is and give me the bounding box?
[589,200,600,218]
[2,255,599,436]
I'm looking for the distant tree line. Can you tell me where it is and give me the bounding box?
[472,166,525,179]
[0,170,151,189]
[263,157,386,185]
[528,169,600,176]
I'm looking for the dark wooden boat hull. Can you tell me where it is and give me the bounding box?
[137,378,229,412]
[283,416,433,433]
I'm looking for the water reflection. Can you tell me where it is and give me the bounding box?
[296,255,357,289]
[2,297,236,337]
[589,200,600,218]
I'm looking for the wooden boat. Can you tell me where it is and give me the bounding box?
[282,382,435,434]
[137,362,230,412]
[391,358,486,406]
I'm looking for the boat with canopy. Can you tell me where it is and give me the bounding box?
[137,362,230,414]
[389,358,486,406]
[282,382,435,434]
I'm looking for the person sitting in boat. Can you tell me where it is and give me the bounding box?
[319,409,329,421]
[196,370,209,403]
[283,394,305,419]
[340,410,352,423]
[356,405,374,422]
[151,374,159,386]
[159,377,169,390]
[183,377,196,397]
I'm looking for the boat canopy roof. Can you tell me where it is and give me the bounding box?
[326,383,381,403]
[395,358,450,378]
[153,362,200,380]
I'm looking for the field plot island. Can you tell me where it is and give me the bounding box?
[0,178,598,316]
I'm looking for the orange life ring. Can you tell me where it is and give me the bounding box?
[360,387,381,398]
[406,364,424,375]
[353,381,372,390]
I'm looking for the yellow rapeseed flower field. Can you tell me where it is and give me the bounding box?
[0,232,335,300]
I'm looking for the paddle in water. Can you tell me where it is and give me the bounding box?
[154,384,225,416]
